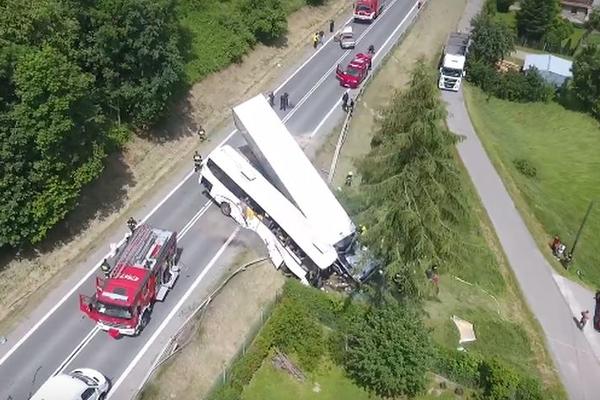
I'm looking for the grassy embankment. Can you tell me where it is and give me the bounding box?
[464,85,600,288]
[177,0,308,84]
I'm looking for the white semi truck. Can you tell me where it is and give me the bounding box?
[438,32,470,92]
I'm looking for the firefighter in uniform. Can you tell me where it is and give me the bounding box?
[100,258,111,278]
[127,217,137,233]
[193,151,203,172]
[345,171,354,187]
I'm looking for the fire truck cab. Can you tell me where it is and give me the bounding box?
[80,224,179,338]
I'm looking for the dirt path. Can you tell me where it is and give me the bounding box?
[0,0,351,333]
[140,255,285,400]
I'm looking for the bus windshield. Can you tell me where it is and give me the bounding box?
[96,301,132,319]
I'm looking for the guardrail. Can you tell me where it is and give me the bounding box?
[326,0,426,184]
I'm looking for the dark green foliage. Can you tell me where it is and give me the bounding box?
[585,8,600,33]
[343,303,434,397]
[242,0,288,43]
[305,0,326,5]
[496,0,514,13]
[434,348,544,400]
[467,60,554,103]
[513,158,537,178]
[352,61,468,297]
[0,46,105,245]
[482,0,497,16]
[544,17,574,52]
[572,44,600,119]
[516,0,560,41]
[82,0,184,128]
[434,346,482,387]
[468,13,515,65]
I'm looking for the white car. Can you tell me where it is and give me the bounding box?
[338,26,355,49]
[31,368,110,400]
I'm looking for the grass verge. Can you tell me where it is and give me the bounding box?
[463,85,600,289]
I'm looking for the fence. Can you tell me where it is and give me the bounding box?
[327,0,426,183]
[134,257,270,399]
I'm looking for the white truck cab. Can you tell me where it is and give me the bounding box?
[338,26,355,49]
[438,32,470,92]
[31,368,109,400]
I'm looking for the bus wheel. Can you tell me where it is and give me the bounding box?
[220,202,232,216]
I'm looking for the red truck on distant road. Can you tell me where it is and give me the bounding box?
[79,224,179,339]
[353,0,384,22]
[336,53,372,89]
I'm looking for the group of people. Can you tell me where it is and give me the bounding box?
[550,235,572,265]
[267,91,291,111]
[341,91,355,112]
[312,30,325,49]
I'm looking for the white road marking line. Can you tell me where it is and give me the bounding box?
[50,327,100,377]
[0,12,354,369]
[106,228,240,398]
[0,170,193,367]
[309,1,419,139]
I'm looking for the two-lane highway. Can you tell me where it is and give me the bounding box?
[0,1,422,398]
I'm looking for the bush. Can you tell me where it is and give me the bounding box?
[434,346,482,387]
[513,158,537,178]
[479,358,521,400]
[467,62,554,103]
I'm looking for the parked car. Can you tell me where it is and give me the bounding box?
[338,25,355,49]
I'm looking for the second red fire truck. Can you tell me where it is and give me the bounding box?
[79,224,179,339]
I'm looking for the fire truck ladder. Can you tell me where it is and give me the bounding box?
[112,224,157,278]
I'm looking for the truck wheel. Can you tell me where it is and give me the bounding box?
[220,202,231,216]
[138,310,150,334]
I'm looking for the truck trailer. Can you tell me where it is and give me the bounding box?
[438,32,470,91]
[232,94,356,251]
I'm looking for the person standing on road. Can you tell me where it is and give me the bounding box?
[342,91,349,111]
[579,310,590,329]
[280,93,286,110]
[127,217,137,233]
[283,92,289,110]
[345,171,353,186]
[348,98,355,113]
[100,258,111,278]
[193,151,203,172]
[329,19,335,33]
[313,32,319,49]
[268,91,275,107]
[368,44,375,55]
[319,30,324,45]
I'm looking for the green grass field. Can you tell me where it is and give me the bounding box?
[242,357,466,400]
[464,86,600,288]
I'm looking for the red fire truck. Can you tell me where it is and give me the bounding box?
[79,224,179,339]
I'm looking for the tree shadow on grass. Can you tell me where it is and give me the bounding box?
[0,152,135,270]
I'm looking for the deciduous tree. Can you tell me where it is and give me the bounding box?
[572,44,600,118]
[516,0,560,41]
[242,0,287,44]
[0,46,105,246]
[469,13,515,65]
[344,303,434,398]
[82,0,183,128]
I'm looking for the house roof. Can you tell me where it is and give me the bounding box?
[523,54,573,78]
[561,0,593,8]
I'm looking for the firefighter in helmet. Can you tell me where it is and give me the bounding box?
[368,44,375,55]
[100,258,111,278]
[345,171,354,187]
[193,151,203,172]
[127,217,137,233]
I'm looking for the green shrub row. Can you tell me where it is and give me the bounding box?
[467,60,555,102]
[434,346,544,400]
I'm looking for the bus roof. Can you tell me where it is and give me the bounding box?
[209,145,338,270]
[232,95,355,247]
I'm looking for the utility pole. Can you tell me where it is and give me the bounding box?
[570,200,595,259]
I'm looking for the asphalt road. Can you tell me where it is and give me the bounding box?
[0,1,422,399]
[443,1,600,398]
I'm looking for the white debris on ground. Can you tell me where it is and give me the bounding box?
[451,315,476,351]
